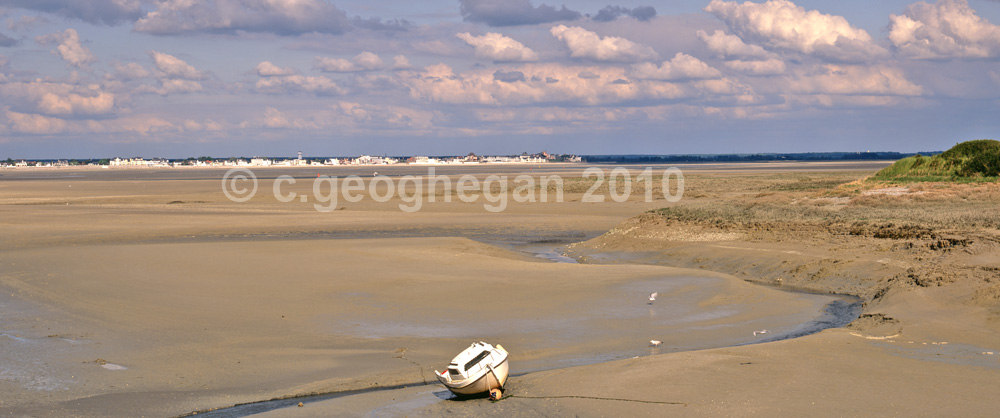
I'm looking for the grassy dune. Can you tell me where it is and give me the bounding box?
[871,139,1000,183]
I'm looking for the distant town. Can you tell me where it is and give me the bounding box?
[1,151,582,168]
[1,151,935,169]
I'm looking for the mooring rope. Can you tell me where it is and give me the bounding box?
[493,394,687,406]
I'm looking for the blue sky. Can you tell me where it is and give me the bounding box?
[1,0,999,158]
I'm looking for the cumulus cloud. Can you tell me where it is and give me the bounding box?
[592,5,656,22]
[391,55,412,70]
[5,109,67,134]
[627,53,722,80]
[787,65,924,96]
[456,32,539,62]
[406,62,745,106]
[113,62,150,79]
[134,0,352,36]
[723,59,786,75]
[697,29,769,58]
[0,80,116,116]
[460,0,581,27]
[256,61,296,77]
[550,25,658,62]
[38,90,115,116]
[255,74,345,96]
[333,102,434,130]
[257,106,327,129]
[316,51,384,72]
[150,51,202,79]
[3,0,143,26]
[36,29,95,68]
[889,0,1000,59]
[704,0,887,61]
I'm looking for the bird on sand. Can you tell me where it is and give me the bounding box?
[648,292,658,304]
[753,330,769,336]
[649,340,662,347]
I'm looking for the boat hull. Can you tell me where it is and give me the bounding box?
[437,356,509,396]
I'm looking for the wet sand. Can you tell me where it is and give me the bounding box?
[2,162,998,417]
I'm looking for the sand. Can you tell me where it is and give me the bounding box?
[1,162,998,417]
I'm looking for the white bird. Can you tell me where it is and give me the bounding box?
[648,292,658,303]
[753,330,769,337]
[649,340,662,347]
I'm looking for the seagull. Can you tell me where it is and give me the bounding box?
[648,292,658,304]
[753,330,769,337]
[649,340,662,347]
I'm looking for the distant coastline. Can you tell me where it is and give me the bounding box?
[2,150,935,169]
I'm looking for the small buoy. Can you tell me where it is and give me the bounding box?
[489,388,503,400]
[297,402,304,407]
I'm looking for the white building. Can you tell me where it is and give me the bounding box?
[250,157,272,167]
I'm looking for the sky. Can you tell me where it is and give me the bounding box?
[0,0,999,158]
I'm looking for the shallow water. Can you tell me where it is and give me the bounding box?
[188,240,860,418]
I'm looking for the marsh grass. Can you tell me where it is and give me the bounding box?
[652,171,1000,232]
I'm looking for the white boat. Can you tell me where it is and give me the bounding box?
[435,341,509,396]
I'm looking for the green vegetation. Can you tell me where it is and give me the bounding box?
[871,139,1000,183]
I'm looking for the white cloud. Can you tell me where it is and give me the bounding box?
[5,109,67,134]
[697,29,769,58]
[392,55,412,70]
[134,0,351,36]
[35,28,95,68]
[704,0,887,61]
[256,61,296,77]
[254,75,344,96]
[550,25,658,62]
[889,0,1000,59]
[334,102,434,130]
[113,62,150,79]
[456,32,539,62]
[786,65,924,96]
[723,59,786,75]
[258,106,325,130]
[353,51,384,70]
[628,53,722,81]
[38,91,115,115]
[183,118,223,132]
[150,51,202,79]
[317,51,385,72]
[0,81,116,116]
[406,62,746,106]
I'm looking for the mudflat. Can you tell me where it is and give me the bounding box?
[1,162,998,417]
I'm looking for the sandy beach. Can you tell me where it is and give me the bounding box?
[1,162,998,417]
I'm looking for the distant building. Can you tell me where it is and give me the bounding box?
[250,157,272,167]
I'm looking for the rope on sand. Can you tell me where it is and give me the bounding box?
[493,394,687,406]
